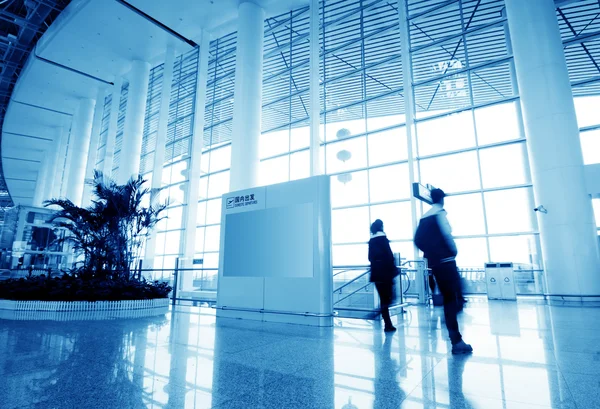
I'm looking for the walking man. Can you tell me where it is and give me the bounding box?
[414,188,472,354]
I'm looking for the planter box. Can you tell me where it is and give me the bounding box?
[0,298,169,321]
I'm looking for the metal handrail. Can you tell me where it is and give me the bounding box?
[334,281,373,306]
[333,269,371,294]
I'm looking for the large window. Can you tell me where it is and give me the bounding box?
[196,33,237,276]
[153,48,199,271]
[95,94,112,171]
[408,0,539,271]
[111,82,129,176]
[259,8,312,185]
[321,0,412,265]
[559,1,600,235]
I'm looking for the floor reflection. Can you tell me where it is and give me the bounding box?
[1,300,599,408]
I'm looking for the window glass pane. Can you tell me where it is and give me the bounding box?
[325,136,367,174]
[290,149,310,181]
[593,198,600,227]
[198,177,208,201]
[195,227,205,254]
[261,129,289,159]
[201,150,210,174]
[369,164,410,203]
[163,255,176,271]
[166,206,183,230]
[155,232,166,255]
[162,183,187,206]
[574,96,600,128]
[204,225,221,252]
[333,244,368,266]
[390,241,414,262]
[474,102,521,145]
[419,151,480,193]
[153,256,164,270]
[489,235,541,267]
[208,171,230,199]
[210,145,232,172]
[260,156,289,186]
[444,193,486,236]
[206,199,222,225]
[332,207,370,244]
[170,160,188,184]
[367,127,408,166]
[325,119,366,142]
[161,165,172,186]
[479,143,528,188]
[416,111,476,156]
[290,126,310,150]
[370,202,413,240]
[367,114,406,133]
[455,238,488,268]
[484,188,534,234]
[580,130,600,165]
[164,231,181,254]
[331,170,369,208]
[203,252,220,269]
[196,200,207,226]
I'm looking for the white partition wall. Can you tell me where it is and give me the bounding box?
[217,175,333,326]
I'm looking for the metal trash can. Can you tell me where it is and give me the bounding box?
[485,262,516,301]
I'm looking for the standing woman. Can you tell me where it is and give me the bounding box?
[369,219,398,332]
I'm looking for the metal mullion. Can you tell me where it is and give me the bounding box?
[414,95,519,123]
[413,55,511,88]
[321,86,404,116]
[324,22,397,59]
[416,137,527,161]
[323,53,401,87]
[408,0,459,21]
[326,157,410,179]
[333,197,411,212]
[443,183,534,197]
[453,231,540,240]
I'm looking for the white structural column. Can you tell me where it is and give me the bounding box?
[118,60,151,184]
[505,0,600,297]
[65,98,96,206]
[82,87,107,206]
[60,127,73,198]
[43,128,62,201]
[398,0,424,299]
[53,127,69,198]
[32,156,49,207]
[309,0,322,176]
[102,76,124,176]
[182,32,211,284]
[143,46,176,269]
[229,1,265,192]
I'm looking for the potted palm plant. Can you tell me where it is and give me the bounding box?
[0,172,172,317]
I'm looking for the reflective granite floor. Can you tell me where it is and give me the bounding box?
[1,300,599,409]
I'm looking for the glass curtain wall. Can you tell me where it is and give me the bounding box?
[111,82,129,177]
[95,94,112,171]
[558,1,600,236]
[321,0,412,267]
[139,63,165,189]
[196,33,237,277]
[153,48,199,271]
[407,0,541,291]
[259,7,312,185]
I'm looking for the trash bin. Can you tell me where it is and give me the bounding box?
[485,262,516,301]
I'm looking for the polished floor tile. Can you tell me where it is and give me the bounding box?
[1,300,599,408]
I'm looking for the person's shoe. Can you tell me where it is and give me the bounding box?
[384,325,397,333]
[451,340,473,355]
